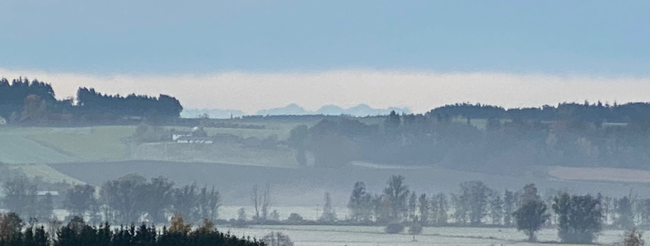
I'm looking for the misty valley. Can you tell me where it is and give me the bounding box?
[2,77,650,246]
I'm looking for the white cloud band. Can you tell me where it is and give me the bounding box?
[1,69,648,114]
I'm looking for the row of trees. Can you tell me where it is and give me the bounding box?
[0,77,183,124]
[1,175,55,223]
[1,174,221,225]
[346,176,607,243]
[347,176,506,226]
[0,213,262,246]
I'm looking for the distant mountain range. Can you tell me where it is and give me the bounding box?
[181,104,411,118]
[256,104,411,116]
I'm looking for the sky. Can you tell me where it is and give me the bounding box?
[0,0,648,113]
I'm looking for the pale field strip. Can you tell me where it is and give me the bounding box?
[549,166,650,183]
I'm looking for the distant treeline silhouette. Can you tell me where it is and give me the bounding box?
[346,176,607,243]
[0,77,182,124]
[429,102,650,123]
[6,76,650,125]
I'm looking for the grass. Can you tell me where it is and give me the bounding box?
[14,163,85,184]
[0,127,78,164]
[207,118,324,140]
[133,142,299,168]
[0,116,633,167]
[26,126,135,161]
[0,126,134,164]
[169,126,292,140]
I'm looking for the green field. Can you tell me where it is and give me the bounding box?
[27,126,135,161]
[0,116,631,169]
[133,143,299,167]
[0,119,315,167]
[0,127,78,164]
[0,126,135,164]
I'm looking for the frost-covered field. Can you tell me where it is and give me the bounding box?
[48,208,633,246]
[220,206,350,221]
[218,207,632,246]
[219,225,631,246]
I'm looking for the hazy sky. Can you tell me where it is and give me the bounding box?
[0,1,648,113]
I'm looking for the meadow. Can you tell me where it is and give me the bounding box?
[0,119,312,181]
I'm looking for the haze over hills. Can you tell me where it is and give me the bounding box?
[180,108,246,119]
[180,104,411,118]
[254,103,411,117]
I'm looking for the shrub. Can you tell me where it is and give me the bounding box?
[408,223,423,235]
[287,213,303,222]
[385,222,404,234]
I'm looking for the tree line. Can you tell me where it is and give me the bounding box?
[289,107,650,170]
[1,174,220,226]
[430,102,650,123]
[4,172,649,244]
[0,77,182,124]
[345,175,605,244]
[0,213,262,246]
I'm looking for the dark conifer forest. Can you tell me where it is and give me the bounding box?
[0,77,182,124]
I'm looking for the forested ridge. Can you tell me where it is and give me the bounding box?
[429,102,650,123]
[290,103,650,170]
[0,77,182,124]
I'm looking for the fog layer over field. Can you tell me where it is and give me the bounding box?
[50,160,646,207]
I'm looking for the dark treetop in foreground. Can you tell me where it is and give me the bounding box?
[0,213,263,246]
